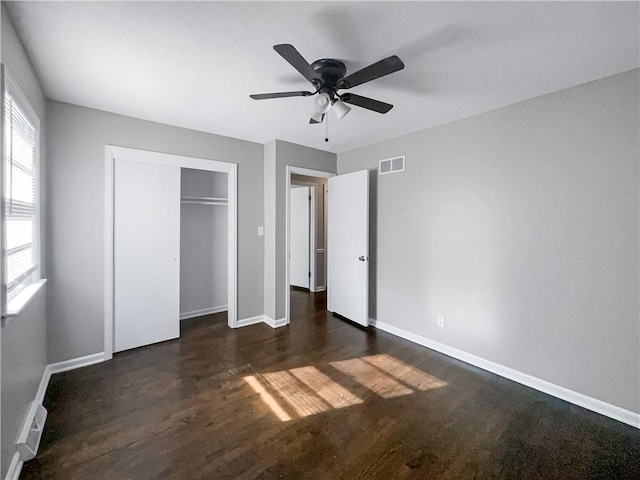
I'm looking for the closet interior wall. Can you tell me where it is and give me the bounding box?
[180,168,228,319]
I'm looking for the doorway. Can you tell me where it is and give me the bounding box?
[286,167,335,322]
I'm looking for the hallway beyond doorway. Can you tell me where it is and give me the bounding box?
[290,286,327,321]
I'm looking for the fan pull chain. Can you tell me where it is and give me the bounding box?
[325,112,329,143]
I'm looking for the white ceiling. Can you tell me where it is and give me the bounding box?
[5,1,639,153]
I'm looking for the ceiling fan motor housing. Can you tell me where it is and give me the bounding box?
[311,59,347,98]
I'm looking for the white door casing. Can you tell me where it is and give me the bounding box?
[327,169,369,326]
[114,159,181,352]
[290,186,310,289]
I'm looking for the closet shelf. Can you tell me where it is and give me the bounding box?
[181,196,228,206]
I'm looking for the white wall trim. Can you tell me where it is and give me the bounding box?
[3,279,47,322]
[5,453,22,480]
[285,166,336,326]
[309,185,316,293]
[36,352,106,406]
[371,319,640,428]
[34,369,50,406]
[180,306,227,320]
[104,145,238,360]
[235,315,265,328]
[263,316,287,329]
[312,286,326,293]
[47,352,106,375]
[234,315,288,329]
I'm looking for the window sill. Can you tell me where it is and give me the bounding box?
[2,279,47,326]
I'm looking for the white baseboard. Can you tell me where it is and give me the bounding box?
[236,315,265,328]
[34,367,51,406]
[34,352,106,411]
[180,305,227,320]
[313,286,326,292]
[263,316,287,329]
[47,352,106,376]
[5,452,22,480]
[235,315,287,329]
[370,319,640,429]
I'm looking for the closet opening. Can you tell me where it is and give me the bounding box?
[104,146,237,359]
[180,168,228,323]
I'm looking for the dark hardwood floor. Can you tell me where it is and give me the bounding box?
[22,289,639,479]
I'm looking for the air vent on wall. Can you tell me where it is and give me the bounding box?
[16,401,47,462]
[378,156,405,175]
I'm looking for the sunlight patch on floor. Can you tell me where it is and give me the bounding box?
[262,370,331,418]
[243,375,291,422]
[289,366,363,409]
[244,354,447,422]
[330,357,413,398]
[360,354,447,391]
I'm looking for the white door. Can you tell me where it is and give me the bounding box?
[290,186,310,289]
[114,159,181,352]
[327,170,369,326]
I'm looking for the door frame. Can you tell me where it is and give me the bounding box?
[285,166,335,325]
[104,145,238,360]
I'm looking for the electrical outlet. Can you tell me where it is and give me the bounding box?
[257,226,264,236]
[436,315,445,328]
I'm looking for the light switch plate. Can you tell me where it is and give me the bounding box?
[258,226,264,236]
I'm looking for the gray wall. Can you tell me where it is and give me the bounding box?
[291,174,328,289]
[338,69,640,414]
[263,141,276,320]
[180,169,228,316]
[263,140,336,321]
[46,100,264,363]
[1,5,49,477]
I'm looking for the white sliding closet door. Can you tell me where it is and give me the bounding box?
[114,159,181,352]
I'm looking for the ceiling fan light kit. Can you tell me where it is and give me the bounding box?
[250,43,404,139]
[310,110,325,124]
[313,92,332,114]
[332,99,351,120]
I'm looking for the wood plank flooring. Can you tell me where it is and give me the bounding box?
[22,289,639,479]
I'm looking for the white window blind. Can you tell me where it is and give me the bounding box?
[3,87,38,291]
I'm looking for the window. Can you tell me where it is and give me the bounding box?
[2,66,40,307]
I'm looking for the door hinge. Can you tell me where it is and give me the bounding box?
[308,272,311,277]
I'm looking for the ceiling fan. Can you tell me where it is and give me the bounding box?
[250,44,405,125]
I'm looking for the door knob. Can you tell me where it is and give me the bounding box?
[358,256,366,262]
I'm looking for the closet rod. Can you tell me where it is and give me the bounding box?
[180,196,228,206]
[181,200,227,206]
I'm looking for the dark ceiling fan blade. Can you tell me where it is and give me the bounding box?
[250,91,313,100]
[273,44,321,84]
[340,93,393,114]
[309,113,325,124]
[338,55,404,89]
